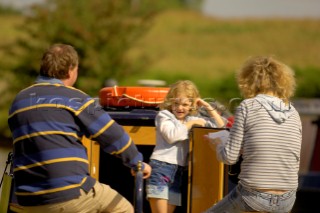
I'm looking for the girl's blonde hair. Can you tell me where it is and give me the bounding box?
[237,56,296,103]
[160,80,200,115]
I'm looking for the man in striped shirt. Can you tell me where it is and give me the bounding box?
[205,56,302,213]
[8,43,151,213]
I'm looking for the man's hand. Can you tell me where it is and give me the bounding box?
[131,162,152,179]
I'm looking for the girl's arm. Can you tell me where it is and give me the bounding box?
[197,99,225,128]
[184,119,206,130]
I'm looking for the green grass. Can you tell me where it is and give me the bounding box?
[123,9,320,100]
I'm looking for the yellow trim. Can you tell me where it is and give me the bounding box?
[13,131,80,144]
[111,138,132,155]
[15,177,88,196]
[18,83,54,93]
[17,82,89,95]
[9,99,94,119]
[91,120,115,138]
[27,82,90,97]
[74,99,95,116]
[14,157,89,172]
[9,104,75,119]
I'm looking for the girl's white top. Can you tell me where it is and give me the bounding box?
[150,110,221,166]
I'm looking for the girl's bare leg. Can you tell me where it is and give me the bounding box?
[149,198,176,213]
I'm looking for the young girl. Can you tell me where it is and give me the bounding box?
[146,80,226,213]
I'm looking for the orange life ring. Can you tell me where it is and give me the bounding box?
[99,86,169,107]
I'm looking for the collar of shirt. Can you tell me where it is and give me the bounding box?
[35,75,64,85]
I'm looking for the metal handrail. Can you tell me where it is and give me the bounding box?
[134,161,143,213]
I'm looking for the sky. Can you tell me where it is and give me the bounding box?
[202,0,320,19]
[0,0,43,10]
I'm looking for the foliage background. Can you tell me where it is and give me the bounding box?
[0,0,320,139]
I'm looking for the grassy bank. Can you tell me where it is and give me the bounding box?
[124,9,320,100]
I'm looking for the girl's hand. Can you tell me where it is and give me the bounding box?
[197,99,225,128]
[196,99,214,111]
[193,118,206,127]
[141,163,152,179]
[185,118,206,130]
[131,162,152,179]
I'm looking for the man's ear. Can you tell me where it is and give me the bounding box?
[67,67,73,78]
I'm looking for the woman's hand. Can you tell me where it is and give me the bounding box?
[203,134,222,151]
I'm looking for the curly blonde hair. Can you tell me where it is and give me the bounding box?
[160,80,200,116]
[237,56,296,103]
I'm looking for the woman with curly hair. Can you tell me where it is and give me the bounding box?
[204,56,302,213]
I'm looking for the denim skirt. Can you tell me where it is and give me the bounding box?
[146,159,184,206]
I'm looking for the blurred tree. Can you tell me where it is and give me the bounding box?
[2,0,162,94]
[0,0,186,138]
